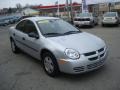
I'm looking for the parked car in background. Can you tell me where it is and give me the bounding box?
[9,17,108,77]
[0,19,8,26]
[0,20,5,26]
[13,16,21,22]
[4,18,10,25]
[18,15,35,21]
[102,12,120,26]
[8,17,16,24]
[74,12,98,27]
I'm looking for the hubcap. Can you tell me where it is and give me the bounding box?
[44,56,54,73]
[11,41,15,51]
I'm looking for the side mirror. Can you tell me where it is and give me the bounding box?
[28,32,39,39]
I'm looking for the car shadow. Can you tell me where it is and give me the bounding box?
[76,26,95,29]
[18,50,43,66]
[102,24,119,27]
[17,50,108,81]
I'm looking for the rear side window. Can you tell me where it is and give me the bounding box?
[16,20,26,32]
[16,20,38,34]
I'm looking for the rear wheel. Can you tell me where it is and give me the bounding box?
[10,39,20,53]
[42,52,59,77]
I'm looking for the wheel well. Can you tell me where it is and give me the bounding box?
[40,49,54,60]
[40,49,60,73]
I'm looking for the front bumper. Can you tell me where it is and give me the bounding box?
[102,19,118,25]
[58,48,108,74]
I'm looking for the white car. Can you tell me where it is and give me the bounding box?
[74,13,98,27]
[9,17,108,77]
[102,12,120,26]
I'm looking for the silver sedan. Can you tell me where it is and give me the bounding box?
[9,17,108,77]
[102,12,120,26]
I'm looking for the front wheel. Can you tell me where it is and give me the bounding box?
[116,23,119,27]
[42,52,59,77]
[91,22,95,27]
[10,39,20,53]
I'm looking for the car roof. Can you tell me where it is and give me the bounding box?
[24,16,59,22]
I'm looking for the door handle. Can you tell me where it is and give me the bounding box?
[22,37,25,40]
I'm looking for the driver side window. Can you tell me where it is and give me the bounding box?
[25,20,38,35]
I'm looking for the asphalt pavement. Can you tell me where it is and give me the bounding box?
[0,25,120,90]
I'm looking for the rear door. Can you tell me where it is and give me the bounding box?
[21,20,40,59]
[15,20,28,50]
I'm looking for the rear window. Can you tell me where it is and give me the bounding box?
[104,12,117,17]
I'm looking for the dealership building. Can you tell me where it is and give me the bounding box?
[32,2,81,16]
[21,2,120,17]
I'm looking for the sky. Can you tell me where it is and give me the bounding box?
[0,0,120,9]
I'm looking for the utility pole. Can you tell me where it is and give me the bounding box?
[57,0,60,17]
[70,0,73,24]
[108,3,111,12]
[66,0,69,20]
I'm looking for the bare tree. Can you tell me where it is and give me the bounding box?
[16,3,22,11]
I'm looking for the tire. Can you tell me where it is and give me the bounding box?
[10,39,20,54]
[42,52,59,77]
[75,25,79,27]
[95,22,98,26]
[91,22,94,28]
[116,23,119,27]
[102,23,105,27]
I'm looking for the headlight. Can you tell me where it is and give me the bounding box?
[64,49,80,60]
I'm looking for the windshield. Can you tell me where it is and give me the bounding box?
[104,12,117,17]
[37,19,81,37]
[77,13,92,17]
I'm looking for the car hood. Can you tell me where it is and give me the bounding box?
[48,32,106,54]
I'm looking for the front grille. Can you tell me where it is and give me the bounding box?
[87,60,105,69]
[74,18,78,21]
[73,66,85,72]
[100,53,105,58]
[74,18,90,21]
[78,18,90,21]
[84,47,105,61]
[98,48,104,53]
[84,51,96,56]
[89,56,98,61]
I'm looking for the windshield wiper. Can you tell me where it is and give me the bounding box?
[63,31,80,35]
[43,33,63,36]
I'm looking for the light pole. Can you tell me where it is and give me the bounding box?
[66,0,69,19]
[70,0,73,23]
[108,3,111,12]
[57,0,60,17]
